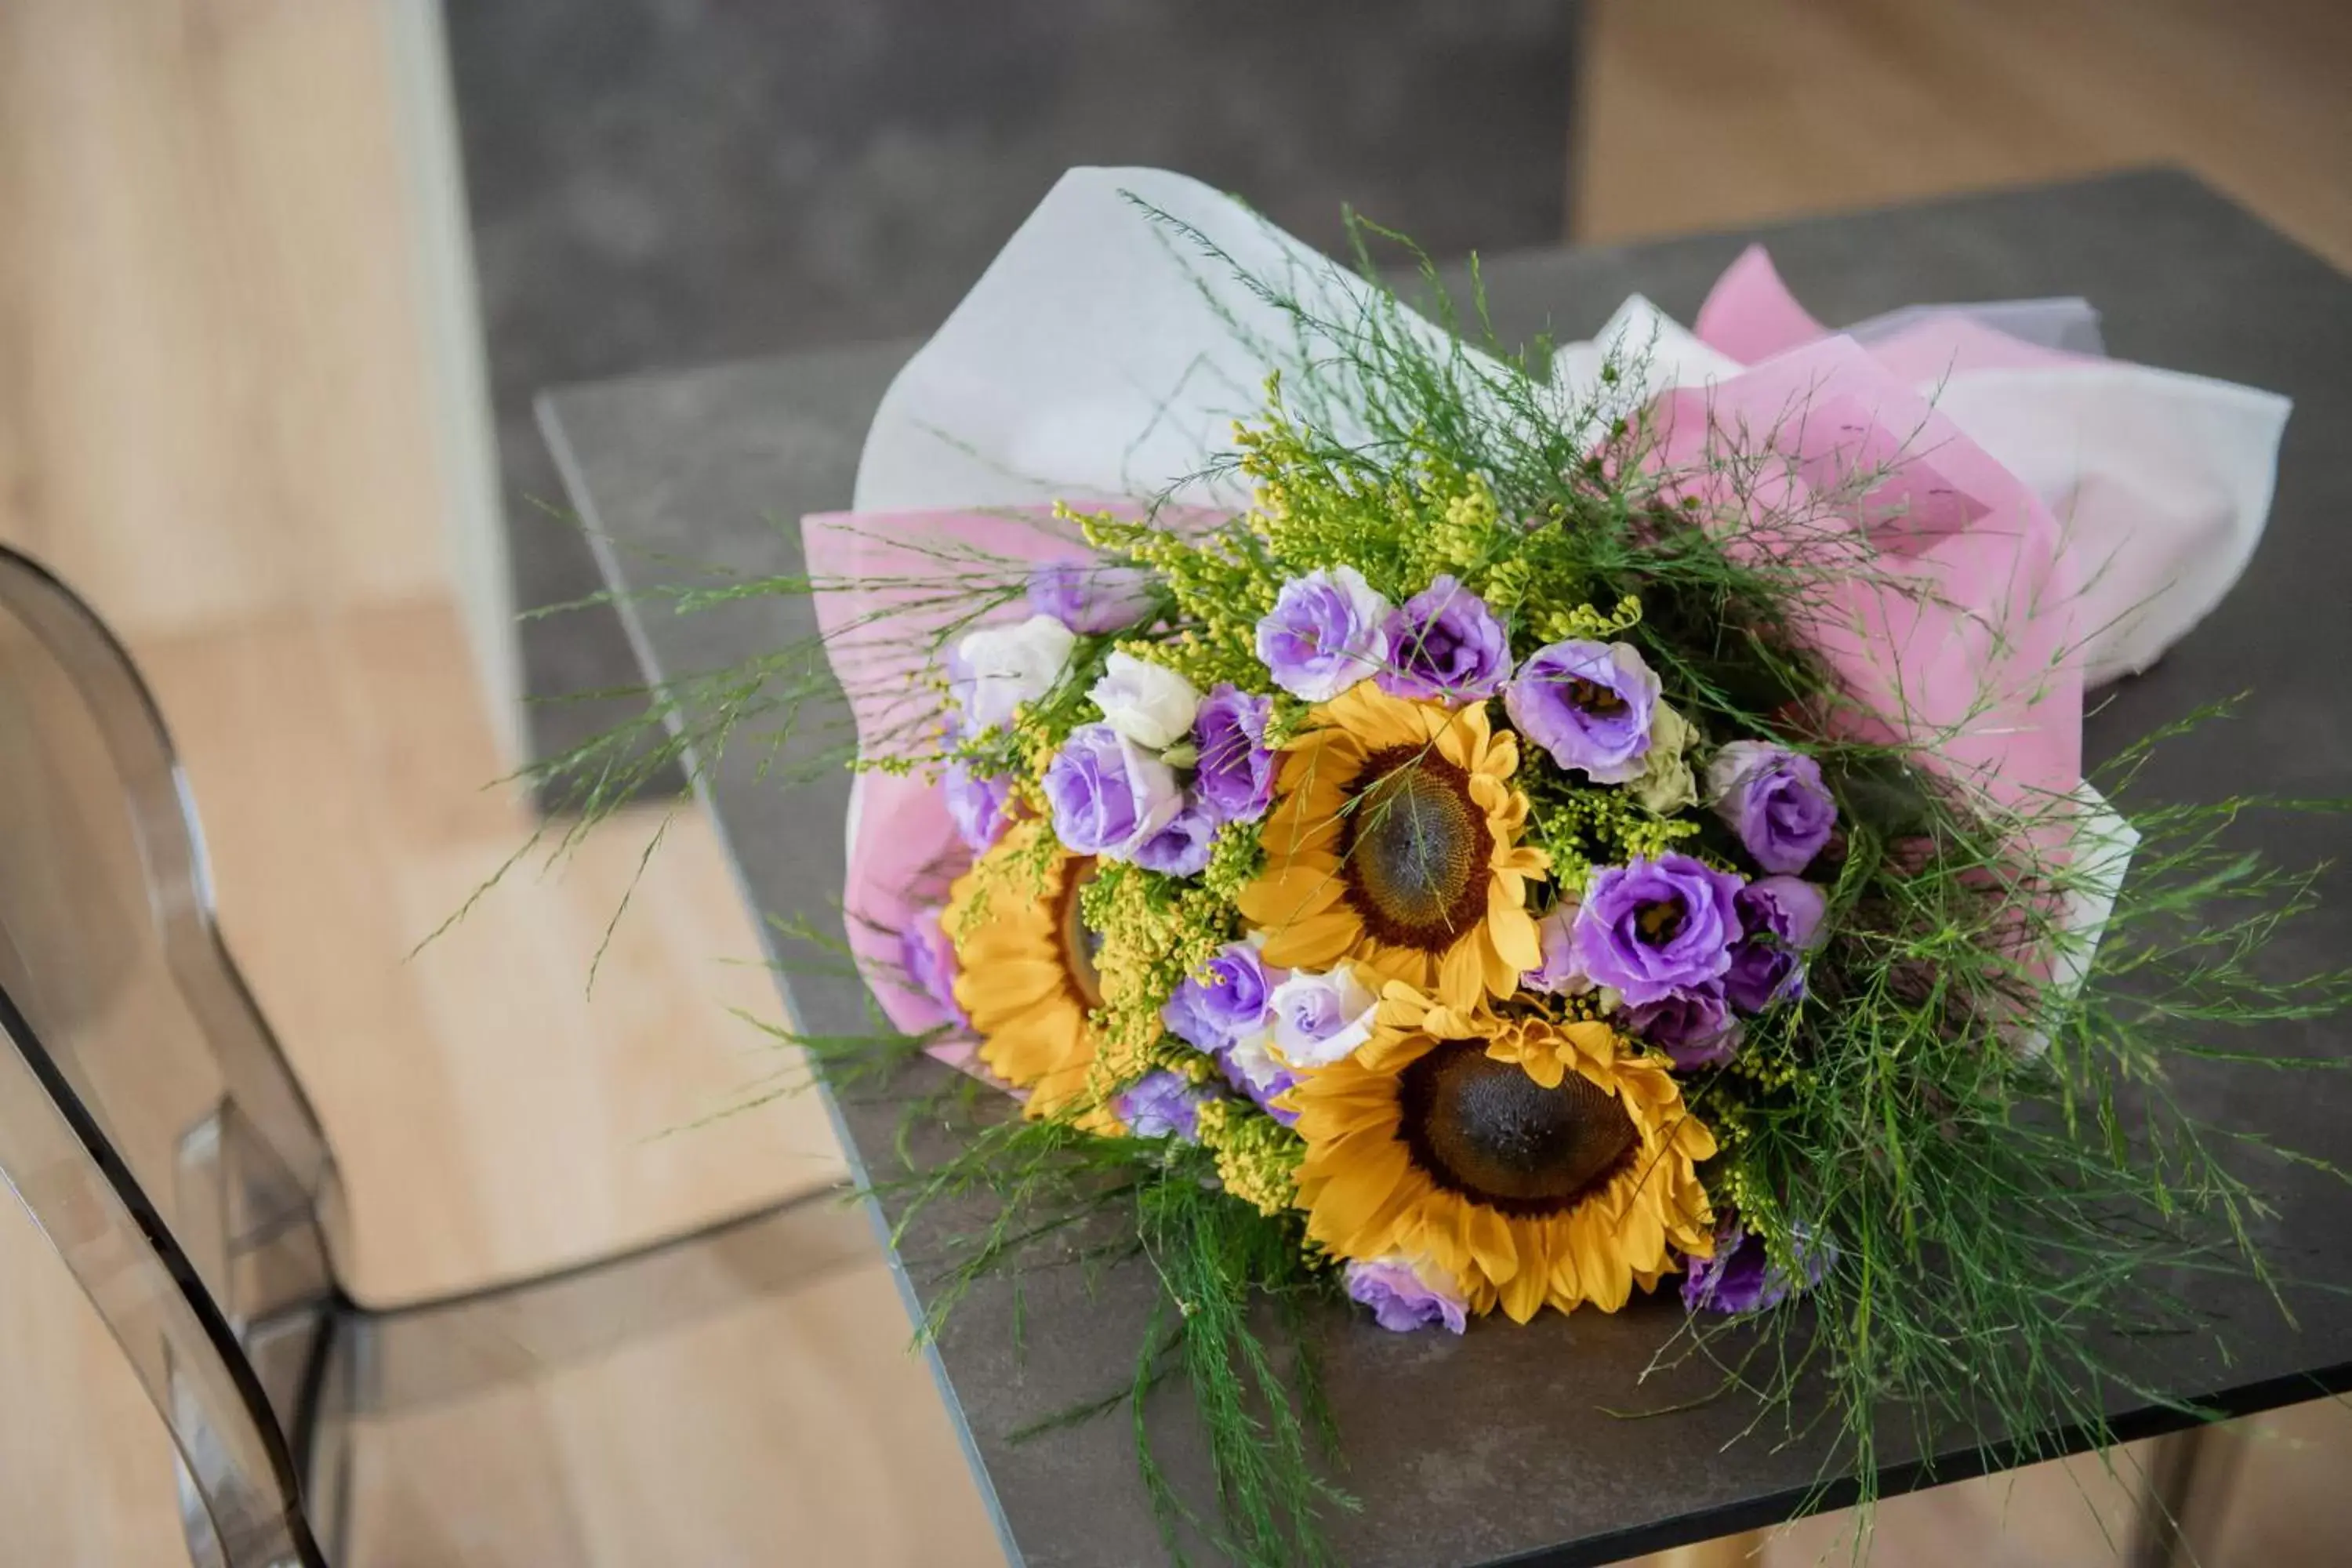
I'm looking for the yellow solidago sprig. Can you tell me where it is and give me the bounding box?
[1530,592,1644,649]
[1236,401,1526,607]
[1194,1096,1305,1217]
[1521,769,1703,893]
[1063,503,1276,692]
[1077,852,1244,1098]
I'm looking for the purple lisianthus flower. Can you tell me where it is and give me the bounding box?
[1255,566,1392,702]
[1723,943,1801,1016]
[1113,1069,1205,1142]
[1192,684,1276,823]
[1571,854,1746,1005]
[1376,575,1512,706]
[1343,1255,1468,1334]
[898,906,967,1029]
[1134,794,1218,877]
[942,762,1016,852]
[1682,1214,1836,1315]
[1161,939,1279,1051]
[1026,559,1156,633]
[1218,1032,1300,1126]
[1043,723,1181,861]
[1522,898,1593,995]
[1504,639,1661,783]
[1623,984,1741,1069]
[1708,741,1837,875]
[1724,876,1829,1013]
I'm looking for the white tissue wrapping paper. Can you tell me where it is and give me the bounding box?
[848,165,2288,1026]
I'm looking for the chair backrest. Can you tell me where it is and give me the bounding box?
[0,545,336,1566]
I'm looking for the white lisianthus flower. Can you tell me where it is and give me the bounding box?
[953,614,1076,731]
[1088,650,1202,750]
[1267,963,1382,1068]
[1223,1029,1291,1101]
[1522,898,1595,996]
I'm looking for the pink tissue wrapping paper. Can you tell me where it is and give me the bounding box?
[1693,245,2289,688]
[1649,328,2083,816]
[803,505,1086,1063]
[1696,245,2089,377]
[813,235,2268,1059]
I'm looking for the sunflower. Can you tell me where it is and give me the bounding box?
[1237,682,1547,1009]
[946,822,1105,1120]
[1289,984,1716,1322]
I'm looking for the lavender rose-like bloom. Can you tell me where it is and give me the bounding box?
[1708,741,1837,874]
[942,762,1016,852]
[1504,639,1661,783]
[1255,566,1392,702]
[898,906,967,1028]
[1623,984,1742,1069]
[1682,1214,1836,1315]
[1162,939,1278,1051]
[1343,1255,1468,1334]
[1113,1069,1205,1142]
[1522,898,1594,995]
[1043,723,1181,861]
[1376,575,1512,706]
[1724,876,1829,1012]
[1218,1032,1301,1126]
[1192,684,1276,823]
[1267,964,1381,1068]
[1026,559,1156,633]
[1572,854,1747,1005]
[1134,794,1218,877]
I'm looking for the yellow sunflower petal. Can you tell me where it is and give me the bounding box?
[1570,1217,1632,1312]
[1549,1240,1584,1305]
[1617,1198,1665,1266]
[1488,722,1521,771]
[1237,860,1341,921]
[1433,934,1487,1010]
[1499,1251,1550,1323]
[1260,917,1359,971]
[1462,1201,1518,1284]
[1486,895,1541,971]
[1305,1150,1419,1254]
[1497,1040,1566,1089]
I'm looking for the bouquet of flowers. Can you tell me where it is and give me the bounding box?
[546,170,2340,1564]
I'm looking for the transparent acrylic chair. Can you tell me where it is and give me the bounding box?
[0,546,891,1566]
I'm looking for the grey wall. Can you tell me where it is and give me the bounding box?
[444,0,1581,782]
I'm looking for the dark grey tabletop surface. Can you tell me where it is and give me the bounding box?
[542,169,2352,1568]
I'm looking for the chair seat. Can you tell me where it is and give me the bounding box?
[309,1198,1000,1566]
[0,543,1000,1566]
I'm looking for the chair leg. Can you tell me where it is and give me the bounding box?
[2129,1424,2246,1568]
[1650,1528,1767,1566]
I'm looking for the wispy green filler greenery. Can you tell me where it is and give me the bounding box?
[1167,201,2352,1544]
[509,197,2348,1566]
[760,996,1353,1566]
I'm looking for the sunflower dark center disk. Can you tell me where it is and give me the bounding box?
[1398,1041,1639,1218]
[1056,858,1105,1009]
[1339,747,1492,950]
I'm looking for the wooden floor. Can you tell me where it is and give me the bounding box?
[2,0,2348,1563]
[1576,0,2352,273]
